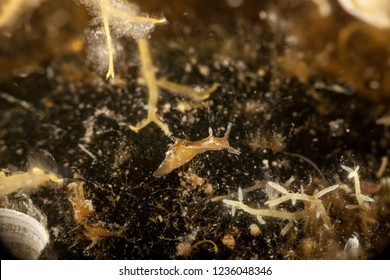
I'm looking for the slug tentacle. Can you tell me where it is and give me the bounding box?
[224,122,233,139]
[153,123,240,177]
[208,127,213,137]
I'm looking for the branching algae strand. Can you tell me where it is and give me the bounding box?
[129,38,218,135]
[129,38,171,135]
[341,165,375,208]
[76,1,217,134]
[265,182,339,229]
[223,187,306,223]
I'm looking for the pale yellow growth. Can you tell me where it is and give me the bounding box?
[265,182,339,229]
[0,167,63,197]
[100,0,115,79]
[67,181,123,242]
[0,0,23,28]
[100,0,167,79]
[110,6,167,25]
[129,38,218,135]
[0,0,43,29]
[129,38,170,135]
[223,199,306,221]
[341,165,374,208]
[376,115,390,126]
[265,182,339,207]
[79,1,215,131]
[376,156,388,178]
[157,78,218,102]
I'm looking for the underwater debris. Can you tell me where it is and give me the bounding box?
[343,233,362,259]
[175,242,192,257]
[83,223,123,243]
[156,78,218,102]
[176,239,219,257]
[67,181,95,223]
[248,223,261,237]
[222,233,236,250]
[376,115,390,126]
[153,123,240,177]
[178,167,214,196]
[74,0,167,78]
[67,181,123,244]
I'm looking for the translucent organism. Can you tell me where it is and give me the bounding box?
[67,181,123,243]
[338,0,390,29]
[0,150,63,197]
[344,233,362,259]
[0,167,63,197]
[153,123,240,177]
[67,182,95,223]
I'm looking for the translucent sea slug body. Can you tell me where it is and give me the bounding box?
[0,167,63,197]
[153,123,240,177]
